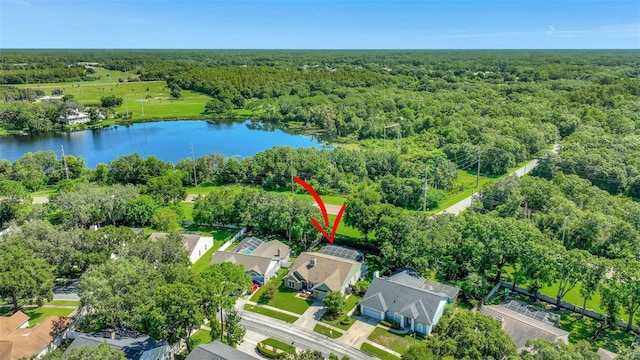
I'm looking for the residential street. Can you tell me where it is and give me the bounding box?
[239,309,376,360]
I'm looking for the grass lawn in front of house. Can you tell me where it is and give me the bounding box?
[244,304,298,323]
[314,323,342,338]
[189,329,212,348]
[250,269,312,315]
[367,327,414,355]
[360,343,401,360]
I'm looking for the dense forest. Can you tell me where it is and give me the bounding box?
[1,50,639,358]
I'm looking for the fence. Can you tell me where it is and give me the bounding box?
[488,281,640,334]
[218,226,247,251]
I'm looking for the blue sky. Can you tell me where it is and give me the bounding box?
[1,0,638,49]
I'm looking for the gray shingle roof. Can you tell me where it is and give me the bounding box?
[210,251,275,276]
[186,341,257,360]
[389,269,460,301]
[65,334,168,360]
[479,305,569,350]
[250,240,290,260]
[360,276,450,325]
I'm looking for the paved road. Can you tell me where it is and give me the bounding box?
[436,144,558,216]
[52,279,81,301]
[239,310,376,360]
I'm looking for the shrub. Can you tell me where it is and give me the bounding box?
[257,343,287,359]
[259,283,277,304]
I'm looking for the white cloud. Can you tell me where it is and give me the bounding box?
[546,25,556,36]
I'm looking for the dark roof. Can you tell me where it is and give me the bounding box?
[318,245,363,262]
[360,276,450,325]
[186,341,257,360]
[65,333,168,360]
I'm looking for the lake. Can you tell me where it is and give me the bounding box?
[0,120,330,168]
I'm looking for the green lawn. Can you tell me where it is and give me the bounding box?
[328,213,363,238]
[502,266,631,323]
[261,338,296,354]
[190,228,236,274]
[360,342,401,360]
[23,307,76,327]
[250,269,312,315]
[189,329,212,348]
[314,323,343,338]
[45,300,81,306]
[243,304,298,323]
[180,202,194,222]
[560,312,637,353]
[322,314,356,331]
[346,294,362,312]
[367,327,414,355]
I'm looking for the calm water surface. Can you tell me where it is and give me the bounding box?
[0,120,329,168]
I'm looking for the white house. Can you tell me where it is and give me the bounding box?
[58,109,90,125]
[149,233,213,263]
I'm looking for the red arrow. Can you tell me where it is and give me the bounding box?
[294,176,346,244]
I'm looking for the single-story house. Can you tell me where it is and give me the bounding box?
[359,269,459,335]
[0,311,73,360]
[186,341,257,360]
[282,252,362,300]
[210,251,278,285]
[65,331,177,360]
[149,233,213,264]
[249,239,291,265]
[58,109,90,125]
[479,302,569,352]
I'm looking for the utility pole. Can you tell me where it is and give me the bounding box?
[422,165,428,212]
[476,148,481,188]
[190,143,198,187]
[61,145,70,180]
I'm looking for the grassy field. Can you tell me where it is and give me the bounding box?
[244,304,298,323]
[501,266,631,323]
[560,312,637,352]
[328,213,362,238]
[314,323,343,338]
[180,202,195,222]
[19,74,211,121]
[250,269,312,315]
[367,327,414,355]
[360,342,401,360]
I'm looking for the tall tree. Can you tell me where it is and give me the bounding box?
[198,263,251,341]
[554,248,590,307]
[223,309,245,347]
[424,308,517,359]
[138,283,203,352]
[579,257,607,317]
[78,257,164,328]
[323,291,347,319]
[0,242,54,312]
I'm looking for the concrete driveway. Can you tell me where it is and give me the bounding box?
[295,299,325,331]
[339,315,379,348]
